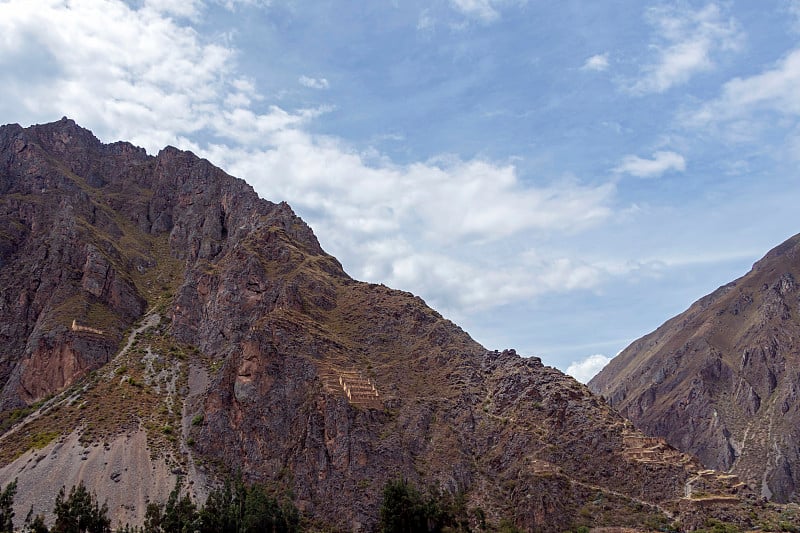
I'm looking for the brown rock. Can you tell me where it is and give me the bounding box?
[591,233,800,503]
[1,119,784,531]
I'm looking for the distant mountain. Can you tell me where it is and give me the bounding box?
[590,234,800,503]
[0,118,790,531]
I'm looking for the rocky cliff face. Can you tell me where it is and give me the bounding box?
[590,234,800,503]
[0,119,790,531]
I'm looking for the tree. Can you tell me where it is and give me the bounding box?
[23,507,50,533]
[143,502,163,533]
[0,479,17,533]
[145,480,198,533]
[379,479,478,533]
[379,478,430,533]
[161,491,197,533]
[197,476,244,533]
[241,484,298,533]
[197,475,298,533]
[51,482,110,533]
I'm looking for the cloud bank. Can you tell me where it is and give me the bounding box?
[0,0,621,318]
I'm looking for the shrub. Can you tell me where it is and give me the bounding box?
[379,479,472,533]
[52,482,111,533]
[0,479,17,533]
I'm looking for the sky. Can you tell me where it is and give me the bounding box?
[1,0,800,382]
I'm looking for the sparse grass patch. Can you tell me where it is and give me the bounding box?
[209,359,223,374]
[130,233,184,309]
[0,403,40,433]
[29,430,60,450]
[695,518,742,533]
[0,324,194,464]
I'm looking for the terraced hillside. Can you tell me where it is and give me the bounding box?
[1,118,797,531]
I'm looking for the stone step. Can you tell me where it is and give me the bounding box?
[317,364,382,408]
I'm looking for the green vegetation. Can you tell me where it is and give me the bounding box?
[23,510,49,533]
[29,431,60,450]
[3,476,299,533]
[200,476,299,533]
[760,513,800,533]
[20,482,111,533]
[51,482,111,533]
[137,476,299,533]
[0,406,34,433]
[0,479,16,533]
[694,518,742,533]
[0,398,48,433]
[496,519,521,533]
[379,478,472,533]
[142,481,198,533]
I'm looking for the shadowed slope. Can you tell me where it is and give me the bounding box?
[591,233,800,503]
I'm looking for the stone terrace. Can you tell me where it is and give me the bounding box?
[318,364,382,409]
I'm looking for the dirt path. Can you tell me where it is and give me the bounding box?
[0,314,161,445]
[103,313,161,379]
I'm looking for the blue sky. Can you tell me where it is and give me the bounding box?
[2,0,800,381]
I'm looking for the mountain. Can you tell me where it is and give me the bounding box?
[0,118,791,531]
[590,234,800,504]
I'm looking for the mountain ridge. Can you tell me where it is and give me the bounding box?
[0,118,793,531]
[590,232,800,504]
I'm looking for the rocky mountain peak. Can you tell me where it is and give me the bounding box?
[1,119,795,530]
[590,232,800,503]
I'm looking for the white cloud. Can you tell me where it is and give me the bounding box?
[614,151,686,178]
[214,0,272,10]
[202,124,616,311]
[687,47,800,127]
[0,0,623,316]
[582,53,609,72]
[566,354,611,384]
[144,0,204,19]
[628,3,743,94]
[449,0,500,22]
[299,75,330,90]
[0,0,236,153]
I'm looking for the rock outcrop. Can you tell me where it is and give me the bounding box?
[1,118,793,531]
[590,233,800,503]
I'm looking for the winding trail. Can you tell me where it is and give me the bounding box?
[1,313,161,444]
[104,313,161,378]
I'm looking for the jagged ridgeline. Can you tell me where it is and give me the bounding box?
[0,118,795,531]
